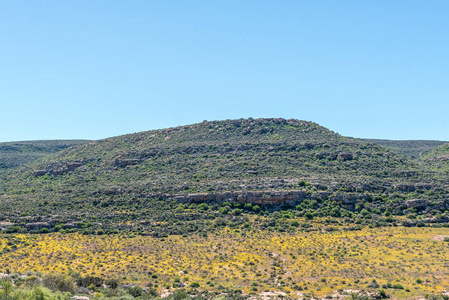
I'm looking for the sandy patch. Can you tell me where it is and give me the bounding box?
[248,291,287,300]
[433,235,449,241]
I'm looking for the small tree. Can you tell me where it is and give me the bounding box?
[0,279,13,299]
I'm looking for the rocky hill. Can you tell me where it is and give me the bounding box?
[0,118,448,235]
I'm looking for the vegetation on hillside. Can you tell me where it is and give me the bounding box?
[0,140,89,170]
[420,143,449,171]
[361,139,447,160]
[0,118,449,236]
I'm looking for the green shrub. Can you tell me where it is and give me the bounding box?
[304,212,314,220]
[171,289,189,300]
[106,278,119,289]
[128,286,143,297]
[290,220,299,227]
[42,273,76,294]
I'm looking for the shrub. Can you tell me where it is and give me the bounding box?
[171,289,189,300]
[190,282,200,288]
[197,203,209,211]
[219,207,230,214]
[42,273,76,294]
[290,220,299,227]
[128,286,143,297]
[25,274,40,287]
[304,212,314,220]
[76,275,104,288]
[106,278,119,289]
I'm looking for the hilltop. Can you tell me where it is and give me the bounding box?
[0,118,448,236]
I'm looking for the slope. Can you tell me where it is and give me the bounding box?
[420,143,449,171]
[361,139,448,159]
[0,118,448,235]
[0,140,89,170]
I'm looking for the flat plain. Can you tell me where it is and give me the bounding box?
[1,224,449,298]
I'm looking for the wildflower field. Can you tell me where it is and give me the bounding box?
[1,226,449,298]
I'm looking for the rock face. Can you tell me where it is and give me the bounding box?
[405,199,428,208]
[169,190,306,205]
[25,222,50,230]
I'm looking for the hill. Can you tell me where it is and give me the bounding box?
[360,139,448,159]
[0,118,448,236]
[0,139,89,170]
[420,142,449,171]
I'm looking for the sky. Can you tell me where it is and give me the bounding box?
[1,1,448,142]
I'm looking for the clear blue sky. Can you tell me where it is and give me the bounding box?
[1,1,448,142]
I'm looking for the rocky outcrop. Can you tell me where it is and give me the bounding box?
[403,215,449,226]
[25,222,50,230]
[169,190,306,205]
[405,199,428,208]
[311,192,331,201]
[432,154,449,162]
[114,158,141,167]
[314,152,329,159]
[394,184,416,192]
[338,152,353,161]
[332,193,358,204]
[33,161,85,176]
[0,222,16,231]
